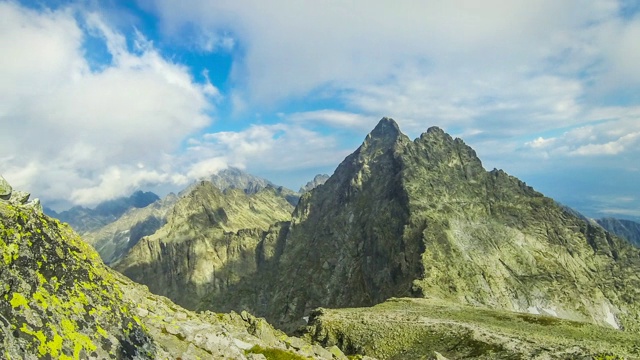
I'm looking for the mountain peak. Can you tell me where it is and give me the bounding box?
[370,117,400,139]
[426,126,445,135]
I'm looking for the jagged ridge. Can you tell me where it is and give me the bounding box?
[117,118,640,339]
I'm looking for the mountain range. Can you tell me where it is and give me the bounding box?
[116,118,640,357]
[5,118,640,359]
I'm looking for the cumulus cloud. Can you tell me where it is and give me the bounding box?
[521,107,640,159]
[0,2,216,207]
[188,123,348,174]
[4,0,640,219]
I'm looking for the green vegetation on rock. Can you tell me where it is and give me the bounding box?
[0,197,156,359]
[302,297,639,359]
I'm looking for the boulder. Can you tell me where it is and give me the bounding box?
[0,175,11,200]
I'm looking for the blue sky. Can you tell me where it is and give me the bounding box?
[1,0,639,220]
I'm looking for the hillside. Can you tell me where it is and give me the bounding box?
[302,297,636,359]
[0,176,348,359]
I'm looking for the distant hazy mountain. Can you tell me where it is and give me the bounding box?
[44,190,160,233]
[596,217,640,247]
[184,167,300,206]
[299,174,330,193]
[51,168,300,265]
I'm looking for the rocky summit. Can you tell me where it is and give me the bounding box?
[0,177,350,360]
[115,116,640,359]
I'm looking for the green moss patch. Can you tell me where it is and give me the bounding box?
[246,344,310,360]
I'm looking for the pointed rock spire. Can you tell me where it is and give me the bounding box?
[370,117,401,139]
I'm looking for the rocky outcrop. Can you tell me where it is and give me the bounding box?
[0,175,42,211]
[114,181,295,310]
[0,175,11,200]
[597,217,640,247]
[0,176,351,360]
[1,182,159,359]
[299,174,330,193]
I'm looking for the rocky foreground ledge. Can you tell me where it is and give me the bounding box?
[0,175,353,360]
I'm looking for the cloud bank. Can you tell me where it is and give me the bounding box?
[2,0,640,219]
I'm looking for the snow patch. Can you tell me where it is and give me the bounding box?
[527,306,540,315]
[602,303,620,329]
[540,308,557,317]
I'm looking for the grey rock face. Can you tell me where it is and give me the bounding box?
[82,194,177,265]
[114,182,295,310]
[0,175,12,200]
[597,217,640,247]
[0,176,42,210]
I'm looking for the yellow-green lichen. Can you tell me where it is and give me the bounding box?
[61,318,97,358]
[10,293,30,309]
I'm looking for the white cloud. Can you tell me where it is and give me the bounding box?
[526,137,557,149]
[143,0,640,142]
[520,106,640,159]
[0,2,217,207]
[191,123,348,172]
[69,166,181,205]
[570,131,640,156]
[146,0,619,107]
[287,110,372,129]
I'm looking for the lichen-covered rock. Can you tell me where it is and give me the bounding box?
[0,197,157,359]
[0,175,12,200]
